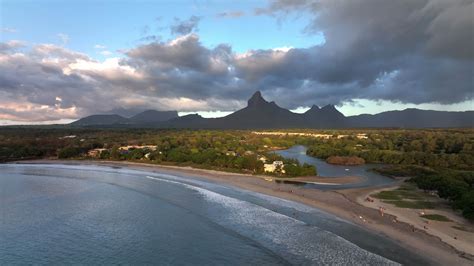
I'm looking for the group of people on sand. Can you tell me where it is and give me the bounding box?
[365,195,462,243]
[364,196,386,217]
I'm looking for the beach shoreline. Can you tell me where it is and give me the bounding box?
[8,159,474,265]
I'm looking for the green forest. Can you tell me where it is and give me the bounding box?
[0,128,315,177]
[303,129,474,220]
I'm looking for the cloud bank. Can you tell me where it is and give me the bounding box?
[0,0,472,122]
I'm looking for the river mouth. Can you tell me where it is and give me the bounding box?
[0,163,432,265]
[274,145,396,189]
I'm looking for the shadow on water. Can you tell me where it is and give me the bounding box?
[274,180,306,186]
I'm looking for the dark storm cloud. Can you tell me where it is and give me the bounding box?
[244,0,474,106]
[126,0,474,108]
[170,16,201,35]
[126,34,216,72]
[123,34,248,102]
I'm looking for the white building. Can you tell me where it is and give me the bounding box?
[264,161,285,174]
[119,145,157,151]
[87,148,107,157]
[225,151,236,156]
[257,155,268,163]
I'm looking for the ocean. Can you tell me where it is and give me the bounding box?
[0,164,429,265]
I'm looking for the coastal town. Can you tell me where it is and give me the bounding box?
[87,144,290,175]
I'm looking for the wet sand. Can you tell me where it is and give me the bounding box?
[12,159,474,265]
[278,175,362,184]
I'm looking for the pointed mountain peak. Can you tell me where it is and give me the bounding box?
[250,90,263,100]
[320,104,345,118]
[247,91,268,107]
[304,104,320,115]
[321,104,336,110]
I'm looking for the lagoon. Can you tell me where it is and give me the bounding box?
[275,145,396,189]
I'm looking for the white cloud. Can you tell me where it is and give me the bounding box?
[99,50,113,56]
[94,44,106,49]
[65,57,142,79]
[272,46,293,52]
[179,110,233,118]
[0,40,26,52]
[0,94,78,122]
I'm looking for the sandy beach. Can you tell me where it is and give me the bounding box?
[12,159,474,265]
[277,175,362,185]
[355,187,474,255]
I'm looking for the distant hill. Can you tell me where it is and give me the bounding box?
[70,91,474,128]
[162,114,210,128]
[71,110,178,126]
[347,109,474,128]
[70,114,129,126]
[303,104,346,128]
[129,110,179,124]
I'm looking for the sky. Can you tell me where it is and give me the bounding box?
[0,0,473,124]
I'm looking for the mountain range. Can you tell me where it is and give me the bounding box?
[71,110,179,126]
[71,91,473,128]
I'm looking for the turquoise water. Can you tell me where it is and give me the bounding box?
[0,164,430,265]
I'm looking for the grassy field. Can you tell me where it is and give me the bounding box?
[371,184,436,209]
[371,190,424,201]
[383,200,435,209]
[452,225,474,232]
[420,214,452,222]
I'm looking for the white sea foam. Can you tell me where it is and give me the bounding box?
[7,164,356,223]
[144,175,399,265]
[143,170,349,224]
[5,164,399,264]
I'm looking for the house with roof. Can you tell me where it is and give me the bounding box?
[264,161,285,174]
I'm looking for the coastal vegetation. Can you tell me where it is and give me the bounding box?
[0,127,472,219]
[384,200,435,209]
[303,129,474,220]
[0,128,315,177]
[305,129,473,170]
[370,165,474,220]
[371,185,436,209]
[326,155,365,165]
[420,214,452,222]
